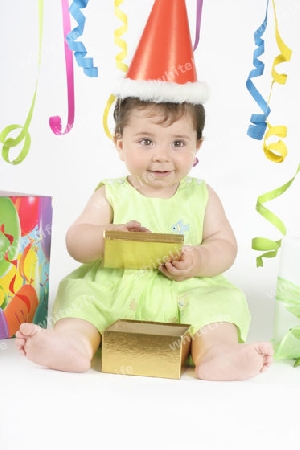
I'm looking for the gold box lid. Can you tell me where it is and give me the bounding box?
[103,231,184,270]
[103,319,190,337]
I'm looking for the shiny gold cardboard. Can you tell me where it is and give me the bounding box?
[103,230,184,270]
[102,319,191,379]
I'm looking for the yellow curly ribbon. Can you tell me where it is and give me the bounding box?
[263,0,292,163]
[102,94,117,140]
[103,0,128,140]
[252,164,300,267]
[263,123,287,163]
[270,0,292,86]
[114,0,128,74]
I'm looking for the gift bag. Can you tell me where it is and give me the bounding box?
[273,236,300,366]
[0,193,53,338]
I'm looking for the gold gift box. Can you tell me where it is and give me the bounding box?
[102,319,191,379]
[103,230,184,270]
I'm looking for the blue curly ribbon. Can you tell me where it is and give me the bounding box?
[66,0,98,77]
[246,0,270,140]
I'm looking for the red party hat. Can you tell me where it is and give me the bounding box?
[113,0,209,104]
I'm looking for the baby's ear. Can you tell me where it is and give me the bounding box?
[115,136,124,161]
[196,138,203,152]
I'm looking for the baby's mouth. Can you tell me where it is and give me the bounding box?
[149,168,173,173]
[149,170,173,178]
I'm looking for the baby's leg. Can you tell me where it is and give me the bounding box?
[15,318,101,372]
[191,322,273,381]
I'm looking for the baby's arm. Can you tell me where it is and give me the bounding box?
[192,184,238,276]
[66,186,148,263]
[159,184,237,280]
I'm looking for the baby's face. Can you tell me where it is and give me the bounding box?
[115,106,201,197]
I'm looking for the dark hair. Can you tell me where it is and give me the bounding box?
[113,97,205,140]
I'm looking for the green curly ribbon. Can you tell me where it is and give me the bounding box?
[0,0,44,165]
[252,164,300,267]
[275,277,300,366]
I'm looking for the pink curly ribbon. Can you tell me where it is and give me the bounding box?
[49,0,75,135]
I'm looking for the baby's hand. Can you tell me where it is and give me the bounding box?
[110,220,151,233]
[159,246,199,282]
[125,220,151,232]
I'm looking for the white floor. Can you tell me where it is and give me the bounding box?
[1,336,300,450]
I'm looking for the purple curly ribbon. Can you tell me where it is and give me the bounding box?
[193,0,204,51]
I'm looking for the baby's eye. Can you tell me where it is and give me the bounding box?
[173,140,184,148]
[139,138,153,146]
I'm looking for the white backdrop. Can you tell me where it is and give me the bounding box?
[1,0,299,342]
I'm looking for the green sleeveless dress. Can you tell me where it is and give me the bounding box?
[52,176,251,341]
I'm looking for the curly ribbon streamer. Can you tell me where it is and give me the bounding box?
[114,0,128,74]
[247,0,291,148]
[275,277,300,367]
[0,0,44,165]
[193,0,204,51]
[66,0,98,77]
[262,0,292,163]
[249,0,293,266]
[246,0,270,140]
[252,164,300,267]
[49,0,75,135]
[262,123,287,163]
[103,94,117,140]
[103,0,128,140]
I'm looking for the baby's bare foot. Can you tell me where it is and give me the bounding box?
[16,323,91,372]
[195,342,274,381]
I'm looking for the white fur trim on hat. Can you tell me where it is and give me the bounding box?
[112,78,210,104]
